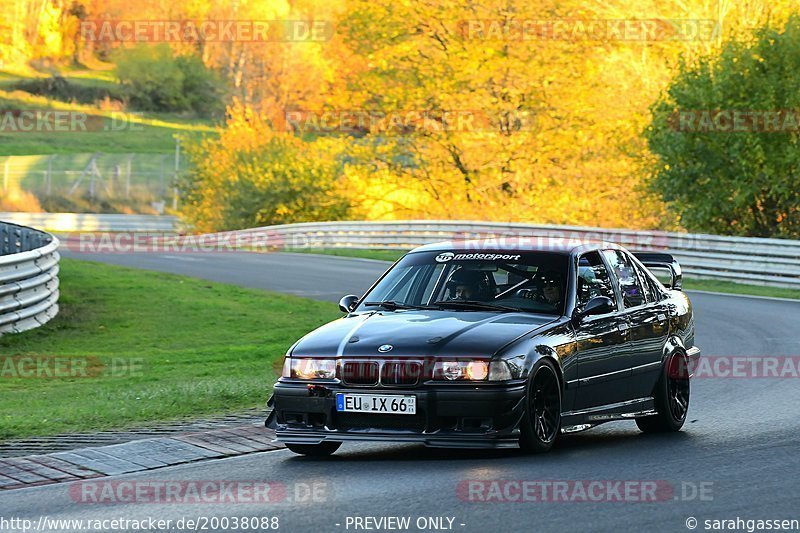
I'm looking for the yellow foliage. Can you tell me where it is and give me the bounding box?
[1,0,798,230]
[180,100,351,232]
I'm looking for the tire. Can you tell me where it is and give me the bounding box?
[285,442,341,456]
[519,359,562,453]
[636,351,690,433]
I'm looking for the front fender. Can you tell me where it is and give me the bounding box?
[498,322,577,412]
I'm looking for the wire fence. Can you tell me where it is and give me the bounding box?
[1,152,186,212]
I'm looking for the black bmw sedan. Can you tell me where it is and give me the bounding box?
[269,240,701,455]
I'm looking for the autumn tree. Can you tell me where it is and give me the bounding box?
[178,101,350,232]
[114,44,224,115]
[0,0,85,65]
[647,15,800,237]
[330,0,738,225]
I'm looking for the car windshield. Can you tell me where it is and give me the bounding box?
[357,250,569,315]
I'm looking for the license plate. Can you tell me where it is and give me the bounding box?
[336,393,416,415]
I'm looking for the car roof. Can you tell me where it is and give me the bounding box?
[408,238,624,256]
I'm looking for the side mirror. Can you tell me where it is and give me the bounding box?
[339,294,359,313]
[573,296,615,323]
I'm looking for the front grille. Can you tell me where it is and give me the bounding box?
[380,361,422,386]
[342,361,379,385]
[341,360,425,387]
[335,412,426,432]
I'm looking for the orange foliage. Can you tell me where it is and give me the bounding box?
[1,0,797,230]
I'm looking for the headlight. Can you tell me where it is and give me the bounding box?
[433,360,512,381]
[467,361,489,380]
[288,358,337,379]
[488,360,512,381]
[433,360,492,381]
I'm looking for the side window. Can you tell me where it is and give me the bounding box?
[632,260,661,303]
[602,250,646,308]
[576,252,616,309]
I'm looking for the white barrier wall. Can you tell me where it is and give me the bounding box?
[0,222,60,336]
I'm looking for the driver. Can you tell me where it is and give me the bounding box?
[447,268,489,301]
[539,270,563,308]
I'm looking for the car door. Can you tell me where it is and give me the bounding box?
[571,251,632,410]
[601,249,668,400]
[629,254,671,397]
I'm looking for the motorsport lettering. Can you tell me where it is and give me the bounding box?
[453,253,521,261]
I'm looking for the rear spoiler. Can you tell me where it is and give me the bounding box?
[633,252,682,290]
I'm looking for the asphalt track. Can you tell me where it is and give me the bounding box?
[2,251,800,533]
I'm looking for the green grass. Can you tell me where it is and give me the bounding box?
[0,67,216,155]
[0,66,217,212]
[0,90,216,154]
[0,259,341,440]
[4,153,191,191]
[288,248,406,262]
[682,278,800,300]
[5,152,190,173]
[54,68,119,91]
[0,67,119,94]
[288,248,800,300]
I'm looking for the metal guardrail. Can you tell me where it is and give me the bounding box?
[239,220,800,289]
[0,221,60,336]
[1,216,796,289]
[0,213,178,233]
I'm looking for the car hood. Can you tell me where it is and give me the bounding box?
[290,310,557,358]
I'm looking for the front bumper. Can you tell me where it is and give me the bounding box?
[271,380,526,449]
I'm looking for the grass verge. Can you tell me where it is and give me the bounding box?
[0,259,340,440]
[682,278,800,300]
[287,248,406,262]
[288,248,800,300]
[0,88,216,154]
